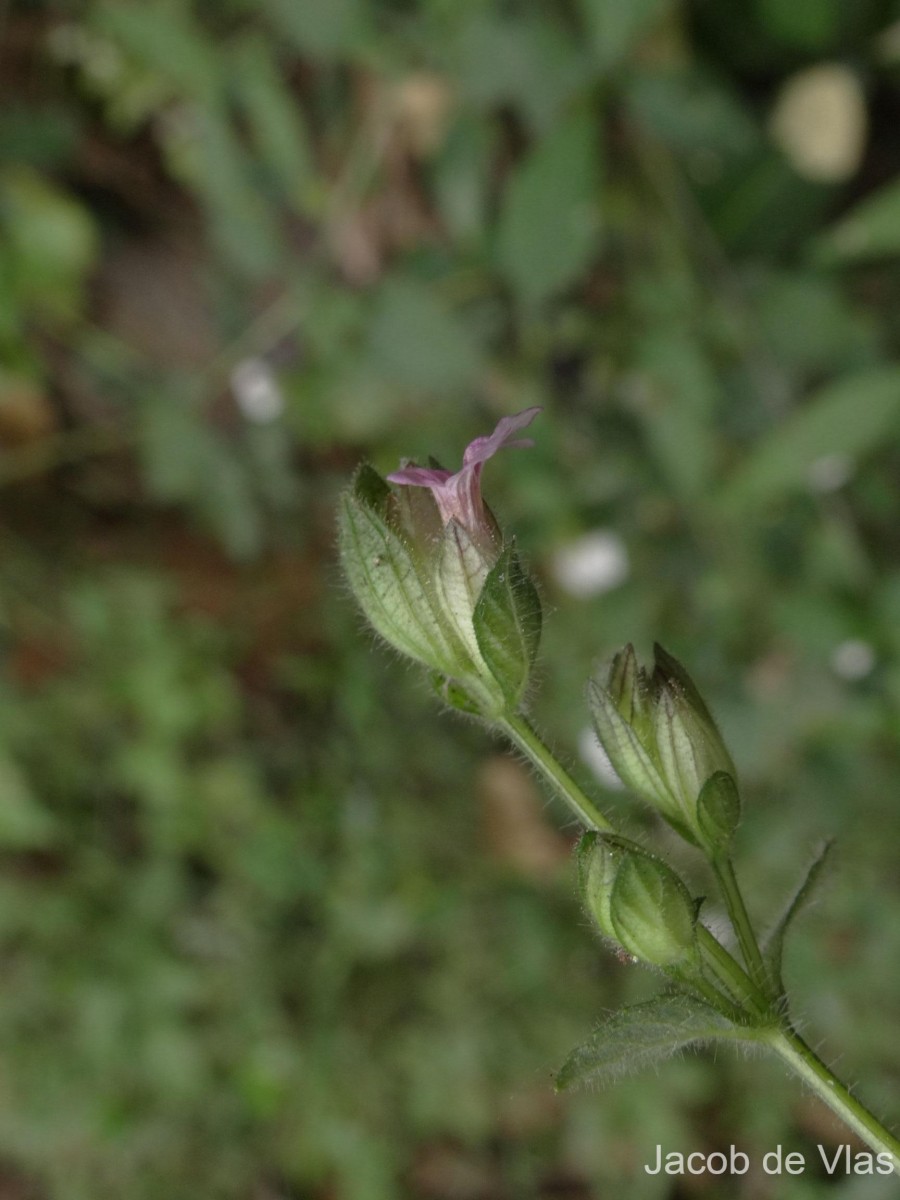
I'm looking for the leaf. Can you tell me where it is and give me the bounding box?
[1,166,98,323]
[454,11,589,132]
[231,36,315,213]
[816,176,900,264]
[472,542,541,708]
[762,841,833,992]
[718,367,900,513]
[556,994,745,1090]
[96,2,219,98]
[261,0,369,58]
[630,332,719,501]
[757,0,841,50]
[190,104,282,277]
[0,755,56,849]
[495,109,601,308]
[578,0,670,70]
[367,278,483,395]
[432,117,495,244]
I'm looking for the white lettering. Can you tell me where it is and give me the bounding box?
[818,1145,848,1175]
[785,1152,805,1175]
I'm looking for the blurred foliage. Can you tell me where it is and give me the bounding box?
[2,0,900,1197]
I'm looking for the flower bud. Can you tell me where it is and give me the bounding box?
[338,412,543,717]
[578,833,698,968]
[588,644,740,854]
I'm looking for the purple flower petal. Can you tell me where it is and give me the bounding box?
[387,408,542,542]
[462,406,542,468]
[387,465,452,488]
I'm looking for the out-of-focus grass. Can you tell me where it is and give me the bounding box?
[1,1,900,1196]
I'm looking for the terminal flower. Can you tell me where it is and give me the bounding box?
[338,410,543,717]
[387,407,541,552]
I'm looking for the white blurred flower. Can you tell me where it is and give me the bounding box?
[770,64,866,183]
[831,639,875,681]
[551,530,629,599]
[578,726,625,791]
[231,357,284,423]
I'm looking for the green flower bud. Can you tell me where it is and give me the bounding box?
[338,412,543,717]
[588,645,678,818]
[588,644,740,854]
[578,833,698,968]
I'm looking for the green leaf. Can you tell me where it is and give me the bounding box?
[817,176,900,263]
[261,0,369,58]
[556,994,745,1090]
[495,109,600,308]
[96,2,219,98]
[432,117,495,244]
[191,104,282,276]
[231,36,315,213]
[1,166,98,323]
[762,841,833,992]
[0,754,57,849]
[454,12,589,132]
[368,278,483,395]
[719,367,900,513]
[757,0,841,50]
[630,332,718,501]
[578,0,670,70]
[472,542,541,709]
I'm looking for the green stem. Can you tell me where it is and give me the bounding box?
[712,855,772,997]
[497,713,613,832]
[768,1028,900,1176]
[673,960,752,1026]
[497,715,900,1167]
[696,926,772,1021]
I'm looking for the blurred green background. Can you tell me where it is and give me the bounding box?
[3,0,900,1196]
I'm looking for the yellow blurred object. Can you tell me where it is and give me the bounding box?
[769,64,867,183]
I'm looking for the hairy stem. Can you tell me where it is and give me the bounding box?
[696,926,772,1021]
[769,1028,900,1176]
[497,716,900,1164]
[498,713,614,833]
[712,856,773,997]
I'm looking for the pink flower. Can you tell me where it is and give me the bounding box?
[387,408,541,543]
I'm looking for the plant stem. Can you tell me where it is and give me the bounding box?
[712,855,772,997]
[498,713,613,832]
[498,715,900,1167]
[769,1028,900,1176]
[696,926,772,1021]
